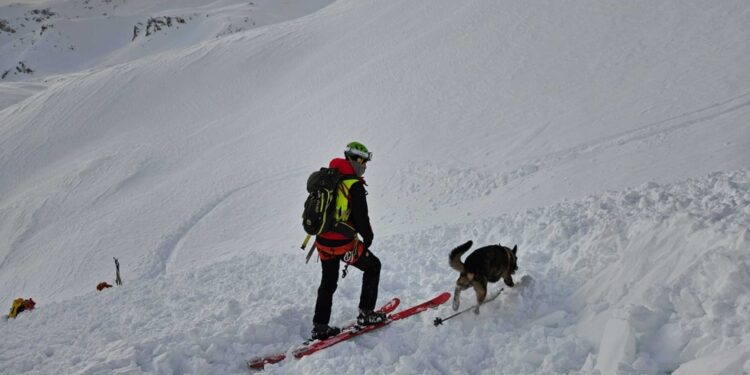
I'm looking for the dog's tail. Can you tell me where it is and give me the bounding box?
[449,240,473,272]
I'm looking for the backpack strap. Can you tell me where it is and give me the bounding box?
[334,178,359,222]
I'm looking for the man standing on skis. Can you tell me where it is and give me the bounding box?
[310,141,386,340]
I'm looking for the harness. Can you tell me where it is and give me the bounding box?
[315,238,360,260]
[315,238,364,278]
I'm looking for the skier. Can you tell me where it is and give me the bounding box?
[310,141,386,340]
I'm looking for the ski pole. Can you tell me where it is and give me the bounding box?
[433,305,476,326]
[301,234,312,250]
[114,257,122,286]
[433,288,504,326]
[305,243,316,264]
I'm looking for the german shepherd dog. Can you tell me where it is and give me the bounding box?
[449,240,518,313]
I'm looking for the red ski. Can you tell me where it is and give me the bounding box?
[248,292,450,370]
[248,297,400,370]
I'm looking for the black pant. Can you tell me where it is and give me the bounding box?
[313,250,381,325]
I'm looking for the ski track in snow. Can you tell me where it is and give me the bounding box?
[504,90,750,181]
[151,168,307,277]
[2,169,748,374]
[150,186,252,278]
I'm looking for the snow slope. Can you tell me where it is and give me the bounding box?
[1,0,749,374]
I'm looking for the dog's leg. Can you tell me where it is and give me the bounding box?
[472,280,487,314]
[453,274,472,311]
[452,286,462,311]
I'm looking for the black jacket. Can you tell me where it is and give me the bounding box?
[346,180,373,248]
[316,177,373,249]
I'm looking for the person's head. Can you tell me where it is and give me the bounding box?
[344,141,371,177]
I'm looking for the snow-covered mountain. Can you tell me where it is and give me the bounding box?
[0,0,333,82]
[1,0,749,374]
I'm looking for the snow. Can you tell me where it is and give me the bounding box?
[1,0,749,374]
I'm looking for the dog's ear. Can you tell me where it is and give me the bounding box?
[512,245,517,255]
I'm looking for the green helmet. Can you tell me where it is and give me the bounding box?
[344,141,372,161]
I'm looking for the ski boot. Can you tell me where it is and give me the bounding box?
[311,323,341,340]
[357,309,387,326]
